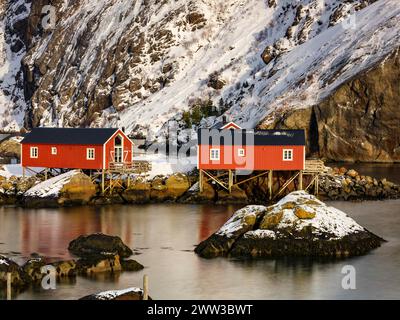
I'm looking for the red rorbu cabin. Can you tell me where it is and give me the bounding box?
[21,128,134,171]
[197,122,305,172]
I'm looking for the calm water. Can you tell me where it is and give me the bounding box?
[0,200,399,300]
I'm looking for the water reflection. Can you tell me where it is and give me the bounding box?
[0,201,399,300]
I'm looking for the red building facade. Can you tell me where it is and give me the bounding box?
[197,124,305,172]
[21,128,133,170]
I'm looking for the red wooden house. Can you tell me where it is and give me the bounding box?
[197,122,305,172]
[21,128,134,171]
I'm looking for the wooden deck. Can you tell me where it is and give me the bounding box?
[109,161,152,174]
[199,159,326,199]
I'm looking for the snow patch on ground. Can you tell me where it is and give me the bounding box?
[216,205,266,238]
[0,164,43,178]
[24,170,80,198]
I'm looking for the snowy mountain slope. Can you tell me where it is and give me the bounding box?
[233,0,400,129]
[0,0,383,136]
[0,0,30,131]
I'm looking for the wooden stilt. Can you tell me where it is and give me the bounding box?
[315,174,319,195]
[45,168,48,181]
[268,170,273,200]
[127,174,131,188]
[199,169,204,193]
[101,169,105,194]
[22,167,26,179]
[228,169,233,193]
[299,170,303,190]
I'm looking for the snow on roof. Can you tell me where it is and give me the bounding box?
[24,170,80,198]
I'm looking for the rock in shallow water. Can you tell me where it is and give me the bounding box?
[195,191,385,259]
[68,233,133,258]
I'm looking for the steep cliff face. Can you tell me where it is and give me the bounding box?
[315,49,400,162]
[0,0,399,162]
[260,48,400,162]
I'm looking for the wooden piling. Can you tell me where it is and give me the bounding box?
[199,169,204,193]
[299,170,303,190]
[101,169,105,194]
[228,170,233,193]
[268,170,273,200]
[6,272,11,300]
[143,274,149,300]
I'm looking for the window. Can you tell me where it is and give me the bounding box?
[30,147,38,158]
[283,149,293,161]
[210,148,220,161]
[238,148,245,157]
[51,147,57,155]
[87,148,95,160]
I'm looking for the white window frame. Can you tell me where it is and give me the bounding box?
[86,148,95,160]
[210,148,220,161]
[238,148,245,157]
[283,149,293,161]
[30,146,38,159]
[51,147,57,155]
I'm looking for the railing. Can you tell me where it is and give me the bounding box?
[304,160,325,173]
[109,161,152,174]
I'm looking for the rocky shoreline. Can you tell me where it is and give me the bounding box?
[0,233,143,292]
[0,166,400,208]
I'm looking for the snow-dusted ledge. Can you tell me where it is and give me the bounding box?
[195,191,384,258]
[80,287,144,300]
[24,170,80,198]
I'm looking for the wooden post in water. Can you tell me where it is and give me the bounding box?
[6,272,11,301]
[143,274,149,300]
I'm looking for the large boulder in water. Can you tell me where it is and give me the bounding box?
[195,191,384,259]
[68,233,133,258]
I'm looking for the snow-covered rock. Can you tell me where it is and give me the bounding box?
[24,170,96,207]
[195,191,384,258]
[80,287,146,300]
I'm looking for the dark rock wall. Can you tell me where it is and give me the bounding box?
[262,48,400,162]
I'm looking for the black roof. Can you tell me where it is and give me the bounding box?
[21,128,119,145]
[198,129,306,146]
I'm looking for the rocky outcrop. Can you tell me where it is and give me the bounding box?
[150,173,190,201]
[261,48,400,162]
[0,255,27,288]
[68,233,144,274]
[23,170,96,207]
[195,191,384,259]
[121,178,151,203]
[318,167,400,200]
[68,233,133,258]
[80,287,149,300]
